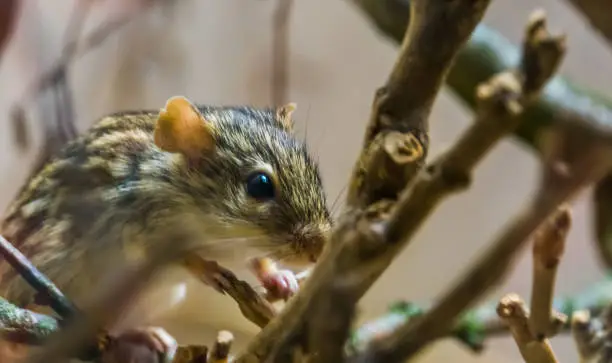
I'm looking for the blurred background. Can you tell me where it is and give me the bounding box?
[1,0,611,362]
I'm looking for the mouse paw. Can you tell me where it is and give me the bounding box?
[103,326,177,363]
[260,268,300,301]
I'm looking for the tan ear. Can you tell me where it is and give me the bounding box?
[275,102,297,132]
[154,96,215,159]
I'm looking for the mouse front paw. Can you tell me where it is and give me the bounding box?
[102,326,177,363]
[247,257,302,301]
[260,268,300,301]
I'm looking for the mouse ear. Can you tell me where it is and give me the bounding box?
[154,96,215,159]
[275,102,297,132]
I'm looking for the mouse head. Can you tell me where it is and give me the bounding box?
[154,96,332,267]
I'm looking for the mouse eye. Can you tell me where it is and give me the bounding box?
[246,172,276,201]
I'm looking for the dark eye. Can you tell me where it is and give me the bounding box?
[246,172,276,201]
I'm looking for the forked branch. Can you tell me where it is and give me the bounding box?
[347,0,491,207]
[352,11,567,363]
[529,206,571,339]
[497,294,559,363]
[494,207,570,363]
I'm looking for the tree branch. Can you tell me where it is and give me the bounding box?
[347,0,492,207]
[564,0,612,47]
[0,233,214,362]
[349,11,569,363]
[25,238,187,363]
[497,294,559,363]
[183,256,277,329]
[350,0,612,272]
[350,0,612,153]
[493,207,569,363]
[0,235,77,318]
[0,232,276,362]
[0,0,19,63]
[0,297,59,345]
[529,206,571,339]
[13,0,161,178]
[271,0,293,106]
[236,0,492,361]
[4,277,612,361]
[348,276,612,354]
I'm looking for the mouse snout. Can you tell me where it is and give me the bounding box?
[294,223,330,263]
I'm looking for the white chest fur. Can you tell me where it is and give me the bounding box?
[111,242,270,336]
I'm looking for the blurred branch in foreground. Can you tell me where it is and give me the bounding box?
[564,0,612,47]
[0,0,20,63]
[271,0,293,106]
[11,0,164,178]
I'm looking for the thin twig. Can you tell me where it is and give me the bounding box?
[0,235,77,318]
[497,294,559,363]
[16,3,154,107]
[14,0,160,177]
[213,265,277,329]
[271,0,293,106]
[529,206,571,339]
[495,206,570,363]
[210,330,233,363]
[53,0,95,142]
[182,255,277,329]
[0,297,59,345]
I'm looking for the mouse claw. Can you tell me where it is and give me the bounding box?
[103,326,177,363]
[260,268,300,301]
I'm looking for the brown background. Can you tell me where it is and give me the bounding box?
[1,0,611,361]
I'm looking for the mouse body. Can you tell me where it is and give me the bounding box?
[0,97,332,334]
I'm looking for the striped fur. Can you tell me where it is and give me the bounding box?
[0,104,331,312]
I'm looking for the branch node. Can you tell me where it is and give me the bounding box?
[497,293,559,363]
[529,206,571,341]
[384,131,424,165]
[521,9,567,95]
[476,72,523,116]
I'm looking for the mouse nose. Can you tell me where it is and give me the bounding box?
[297,223,330,262]
[307,236,323,262]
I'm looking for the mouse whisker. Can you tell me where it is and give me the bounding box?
[263,247,297,261]
[206,235,267,244]
[203,236,272,250]
[303,103,311,144]
[330,183,348,216]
